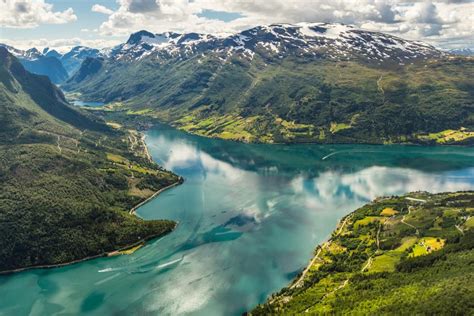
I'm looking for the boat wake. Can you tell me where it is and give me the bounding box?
[322,151,345,160]
[95,272,121,285]
[155,257,183,270]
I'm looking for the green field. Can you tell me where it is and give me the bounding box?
[64,49,474,145]
[252,191,474,314]
[465,217,474,228]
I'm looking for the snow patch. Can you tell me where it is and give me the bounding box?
[297,23,353,39]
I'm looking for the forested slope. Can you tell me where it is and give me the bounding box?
[0,47,180,272]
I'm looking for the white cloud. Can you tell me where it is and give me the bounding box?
[291,166,474,211]
[94,0,473,49]
[0,0,76,28]
[0,37,121,53]
[91,4,114,15]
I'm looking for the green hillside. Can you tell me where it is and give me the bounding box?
[0,47,180,272]
[64,52,474,144]
[251,191,474,314]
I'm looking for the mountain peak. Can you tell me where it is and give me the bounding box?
[449,48,473,56]
[107,22,445,65]
[127,30,156,45]
[0,46,11,63]
[25,47,41,59]
[26,47,39,53]
[43,48,62,59]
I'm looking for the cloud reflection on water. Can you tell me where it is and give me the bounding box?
[122,133,474,315]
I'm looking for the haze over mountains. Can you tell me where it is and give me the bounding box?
[0,44,103,84]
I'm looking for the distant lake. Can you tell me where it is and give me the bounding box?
[70,100,105,107]
[1,124,474,315]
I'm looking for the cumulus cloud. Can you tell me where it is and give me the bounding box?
[92,0,473,49]
[0,0,76,28]
[91,4,114,15]
[120,0,159,13]
[404,1,443,36]
[0,36,121,53]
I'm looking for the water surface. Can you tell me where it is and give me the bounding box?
[1,125,474,315]
[70,100,105,107]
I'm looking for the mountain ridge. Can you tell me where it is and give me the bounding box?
[107,22,445,65]
[60,45,104,75]
[64,22,474,145]
[0,43,69,84]
[0,44,105,82]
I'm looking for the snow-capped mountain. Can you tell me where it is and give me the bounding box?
[60,46,104,75]
[0,44,68,84]
[63,22,471,146]
[449,48,473,56]
[43,47,62,59]
[0,44,41,60]
[109,23,445,65]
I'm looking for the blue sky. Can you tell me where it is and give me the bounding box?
[0,0,472,51]
[2,1,121,49]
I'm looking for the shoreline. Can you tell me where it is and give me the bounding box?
[264,213,352,300]
[0,181,183,276]
[164,122,474,147]
[252,190,474,314]
[88,109,474,147]
[0,135,184,276]
[130,178,184,216]
[95,112,474,147]
[288,214,352,291]
[0,226,176,275]
[264,206,369,306]
[140,133,153,162]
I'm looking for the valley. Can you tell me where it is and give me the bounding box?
[60,23,474,145]
[1,15,473,316]
[1,124,474,314]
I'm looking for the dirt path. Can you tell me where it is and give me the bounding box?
[290,246,323,290]
[323,279,349,300]
[361,257,373,272]
[405,197,427,203]
[376,220,383,249]
[361,218,385,273]
[57,135,62,154]
[401,206,419,235]
[303,279,349,313]
[302,217,383,312]
[377,75,385,103]
[35,130,83,154]
[455,224,465,235]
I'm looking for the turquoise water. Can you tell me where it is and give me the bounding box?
[70,100,105,107]
[1,125,474,315]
